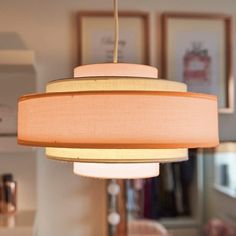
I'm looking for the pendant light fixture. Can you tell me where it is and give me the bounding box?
[18,0,219,179]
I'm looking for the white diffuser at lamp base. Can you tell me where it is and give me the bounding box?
[73,162,160,179]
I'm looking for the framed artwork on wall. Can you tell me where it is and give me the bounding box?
[161,13,233,113]
[78,11,150,65]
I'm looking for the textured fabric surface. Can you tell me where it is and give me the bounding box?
[18,92,218,148]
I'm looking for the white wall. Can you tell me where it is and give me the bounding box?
[1,0,236,236]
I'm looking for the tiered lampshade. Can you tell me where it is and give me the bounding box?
[18,63,219,178]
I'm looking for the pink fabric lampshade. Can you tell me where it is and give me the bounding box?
[18,91,218,148]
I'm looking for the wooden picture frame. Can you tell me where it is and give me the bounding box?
[161,13,234,113]
[78,11,150,65]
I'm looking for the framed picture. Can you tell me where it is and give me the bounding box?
[78,11,150,65]
[162,13,233,113]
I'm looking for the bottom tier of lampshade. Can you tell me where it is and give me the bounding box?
[73,162,160,179]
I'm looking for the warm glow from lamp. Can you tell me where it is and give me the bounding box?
[46,147,188,163]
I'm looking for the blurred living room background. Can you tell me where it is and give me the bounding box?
[0,0,236,236]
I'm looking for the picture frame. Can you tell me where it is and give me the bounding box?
[78,11,150,65]
[161,13,233,113]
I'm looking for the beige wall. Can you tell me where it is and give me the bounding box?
[1,0,236,236]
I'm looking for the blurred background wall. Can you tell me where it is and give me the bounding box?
[0,0,236,236]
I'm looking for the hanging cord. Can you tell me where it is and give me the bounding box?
[113,0,119,63]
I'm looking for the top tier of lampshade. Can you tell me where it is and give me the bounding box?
[18,63,219,164]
